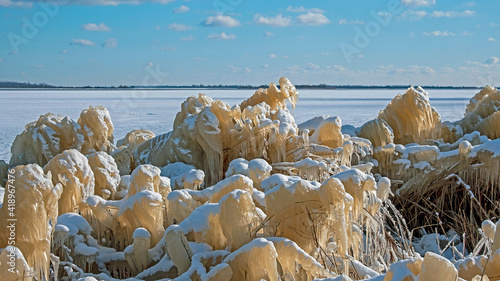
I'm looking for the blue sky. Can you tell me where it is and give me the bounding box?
[0,0,499,86]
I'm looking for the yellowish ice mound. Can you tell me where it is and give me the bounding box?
[133,77,301,186]
[0,164,62,280]
[378,86,441,145]
[2,80,500,281]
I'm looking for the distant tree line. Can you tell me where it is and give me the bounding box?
[0,81,56,88]
[0,81,483,90]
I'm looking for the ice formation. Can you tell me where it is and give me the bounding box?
[309,116,344,149]
[225,158,272,190]
[87,151,120,199]
[0,164,62,280]
[9,106,115,169]
[78,106,115,155]
[133,77,301,185]
[113,129,155,175]
[44,149,95,215]
[87,164,169,249]
[2,80,500,280]
[9,113,83,167]
[377,86,441,145]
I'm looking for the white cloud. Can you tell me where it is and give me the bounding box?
[168,23,193,31]
[207,32,235,40]
[400,10,475,20]
[462,31,474,36]
[331,65,347,72]
[227,65,251,74]
[264,31,274,38]
[0,0,32,8]
[2,0,175,6]
[269,53,288,59]
[401,0,435,7]
[32,64,43,68]
[203,15,240,27]
[441,67,455,73]
[320,52,330,56]
[59,50,67,54]
[83,23,111,31]
[103,38,117,48]
[485,57,499,65]
[254,14,291,27]
[286,6,324,13]
[423,31,456,37]
[307,63,320,70]
[173,5,189,13]
[70,39,95,46]
[296,12,330,25]
[464,57,500,69]
[430,10,475,18]
[338,19,365,25]
[488,37,496,42]
[181,35,194,41]
[398,10,427,21]
[0,58,3,62]
[387,65,436,75]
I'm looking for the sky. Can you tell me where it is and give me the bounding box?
[0,0,499,87]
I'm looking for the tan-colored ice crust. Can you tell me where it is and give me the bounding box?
[0,164,62,280]
[1,80,500,281]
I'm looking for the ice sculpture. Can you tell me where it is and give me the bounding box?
[44,149,95,215]
[225,158,272,190]
[0,164,62,280]
[87,151,120,199]
[465,86,498,114]
[113,129,155,175]
[87,164,168,249]
[10,113,83,167]
[357,119,394,148]
[222,238,279,281]
[458,88,500,140]
[10,106,116,168]
[309,116,344,149]
[419,252,458,281]
[78,106,115,155]
[125,228,152,276]
[0,246,31,280]
[218,190,261,251]
[133,77,301,185]
[116,129,155,149]
[378,86,441,145]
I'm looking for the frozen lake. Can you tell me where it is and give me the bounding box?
[0,88,477,162]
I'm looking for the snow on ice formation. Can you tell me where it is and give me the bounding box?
[1,79,500,281]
